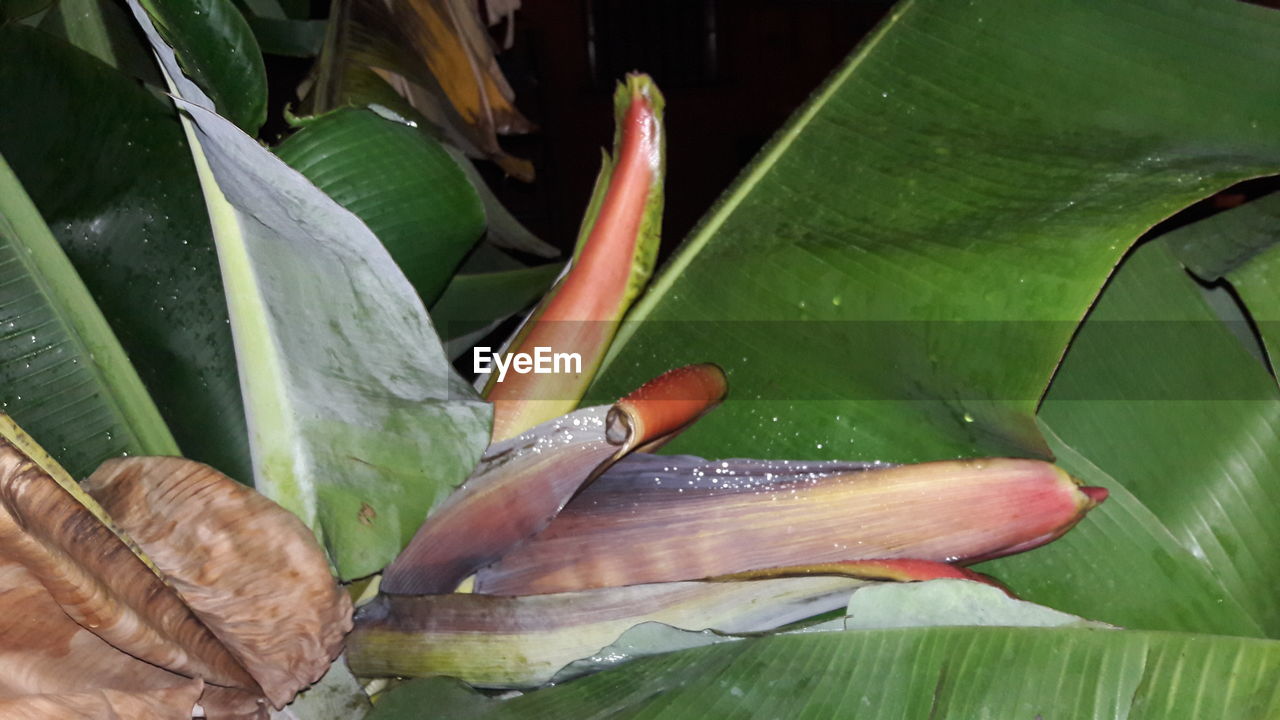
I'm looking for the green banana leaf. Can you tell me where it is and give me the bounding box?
[138,0,267,133]
[297,72,557,259]
[1164,191,1280,372]
[35,0,161,83]
[522,0,1280,708]
[0,0,51,22]
[983,421,1264,637]
[0,152,177,477]
[586,0,1280,465]
[367,580,1280,719]
[431,262,563,343]
[274,108,487,306]
[126,0,491,579]
[243,14,325,57]
[0,26,252,483]
[1011,241,1280,636]
[458,628,1280,719]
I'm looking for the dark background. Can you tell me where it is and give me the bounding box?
[263,0,1277,261]
[474,0,897,257]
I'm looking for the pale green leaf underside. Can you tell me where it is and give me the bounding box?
[127,0,491,579]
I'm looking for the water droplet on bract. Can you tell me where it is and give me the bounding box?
[962,412,974,423]
[831,296,842,306]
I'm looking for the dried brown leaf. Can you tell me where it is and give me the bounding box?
[0,561,200,699]
[85,457,353,709]
[0,438,255,689]
[0,419,349,716]
[314,0,535,179]
[0,680,204,720]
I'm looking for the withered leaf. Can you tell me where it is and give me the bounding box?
[0,436,255,691]
[0,418,351,717]
[313,0,534,179]
[0,680,204,720]
[86,457,354,709]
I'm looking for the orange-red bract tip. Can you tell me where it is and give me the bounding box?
[612,364,728,445]
[1081,486,1109,505]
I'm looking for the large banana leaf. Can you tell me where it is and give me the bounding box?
[0,26,251,483]
[1164,191,1280,372]
[273,107,486,306]
[1001,241,1280,636]
[36,0,162,83]
[586,0,1280,465]
[127,0,492,579]
[435,627,1280,719]
[367,578,1280,720]
[137,0,267,132]
[980,424,1263,638]
[535,0,1280,709]
[0,152,176,478]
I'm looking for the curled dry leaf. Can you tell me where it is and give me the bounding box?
[0,429,254,691]
[315,0,535,178]
[86,456,354,709]
[0,681,204,720]
[0,417,350,718]
[0,559,207,719]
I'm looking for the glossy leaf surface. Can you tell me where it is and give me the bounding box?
[274,108,486,306]
[430,262,562,343]
[1018,242,1280,636]
[0,147,177,478]
[372,625,1280,719]
[587,0,1280,465]
[0,27,250,483]
[36,0,162,82]
[138,0,267,132]
[978,425,1264,638]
